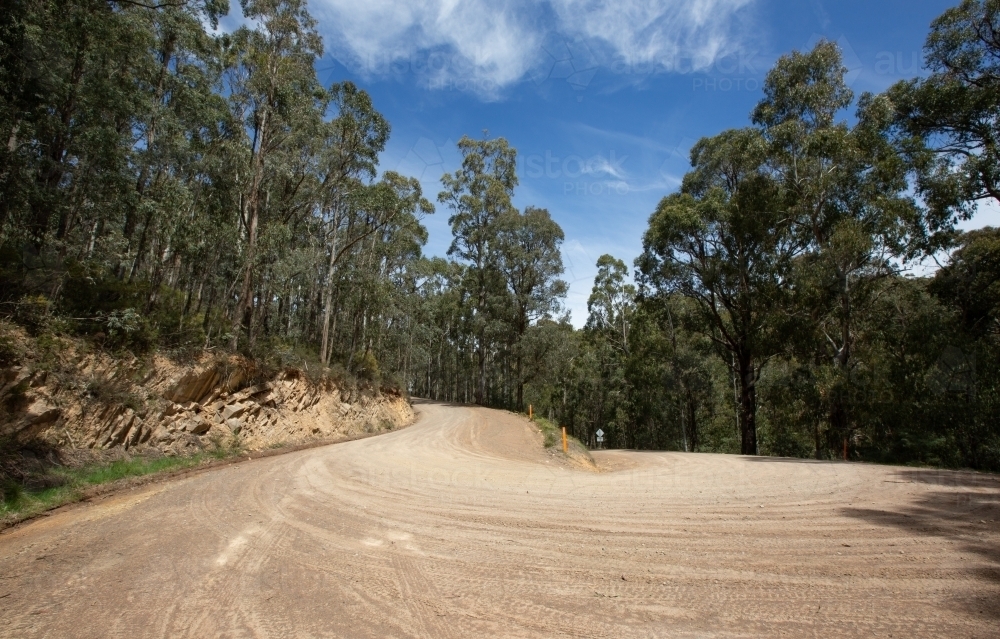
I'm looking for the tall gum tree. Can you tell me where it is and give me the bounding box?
[439,135,518,405]
[754,41,925,457]
[225,0,323,350]
[638,128,796,455]
[316,82,391,365]
[884,0,1000,238]
[496,206,567,410]
[585,255,637,448]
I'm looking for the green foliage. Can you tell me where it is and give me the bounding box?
[534,417,560,448]
[639,127,795,454]
[0,452,211,524]
[929,227,1000,337]
[1,478,23,509]
[14,295,52,335]
[0,320,22,367]
[351,350,380,382]
[884,0,1000,233]
[0,0,996,476]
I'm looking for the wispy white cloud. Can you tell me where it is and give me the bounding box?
[309,0,759,97]
[311,0,546,96]
[580,155,627,179]
[550,0,756,71]
[565,123,676,154]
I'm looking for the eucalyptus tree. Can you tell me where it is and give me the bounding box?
[0,0,219,252]
[224,0,324,350]
[519,317,578,420]
[638,129,796,455]
[579,255,637,447]
[640,293,716,453]
[586,255,636,356]
[928,228,1000,469]
[496,206,567,409]
[121,2,230,284]
[339,172,432,368]
[754,41,924,456]
[0,0,233,321]
[439,135,518,404]
[2,0,135,249]
[884,0,1000,235]
[316,82,391,364]
[931,227,1000,339]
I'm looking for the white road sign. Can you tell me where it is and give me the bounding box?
[596,429,604,438]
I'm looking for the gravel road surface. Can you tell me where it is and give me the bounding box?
[1,400,998,637]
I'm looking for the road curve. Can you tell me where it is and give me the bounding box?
[1,400,998,638]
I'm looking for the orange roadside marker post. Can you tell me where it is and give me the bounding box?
[562,426,568,453]
[529,404,533,420]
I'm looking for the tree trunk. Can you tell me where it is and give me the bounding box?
[737,352,758,455]
[476,330,486,405]
[828,267,853,456]
[231,109,269,351]
[680,396,688,452]
[687,395,699,452]
[319,207,341,364]
[30,31,87,248]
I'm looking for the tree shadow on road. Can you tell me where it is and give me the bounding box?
[841,468,1000,619]
[743,455,847,464]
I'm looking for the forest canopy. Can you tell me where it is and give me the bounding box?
[1,0,998,471]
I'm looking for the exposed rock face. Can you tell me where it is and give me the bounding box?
[1,399,63,440]
[0,341,414,457]
[221,403,247,421]
[164,368,221,404]
[24,400,61,426]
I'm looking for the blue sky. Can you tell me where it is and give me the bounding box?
[227,0,995,326]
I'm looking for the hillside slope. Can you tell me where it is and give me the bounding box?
[0,325,413,464]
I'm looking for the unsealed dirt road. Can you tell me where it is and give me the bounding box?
[1,401,998,638]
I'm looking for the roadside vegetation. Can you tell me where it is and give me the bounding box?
[1,0,998,472]
[0,442,240,528]
[534,417,561,449]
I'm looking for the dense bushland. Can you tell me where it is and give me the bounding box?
[1,0,998,470]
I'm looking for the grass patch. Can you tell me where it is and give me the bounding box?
[73,455,204,485]
[532,417,593,467]
[535,416,560,448]
[0,450,235,526]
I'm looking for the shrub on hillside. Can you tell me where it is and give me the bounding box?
[351,350,380,382]
[0,321,22,367]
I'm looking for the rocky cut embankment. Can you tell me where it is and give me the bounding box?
[0,329,413,460]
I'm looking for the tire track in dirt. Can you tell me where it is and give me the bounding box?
[0,400,997,638]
